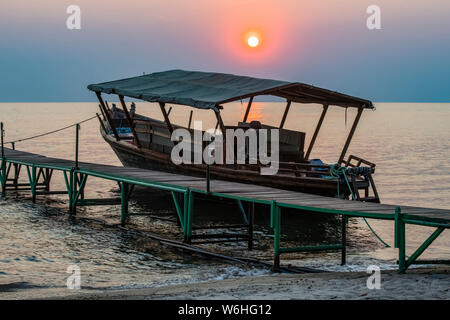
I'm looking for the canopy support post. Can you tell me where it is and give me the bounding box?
[338,107,363,164]
[96,92,120,141]
[188,110,193,129]
[159,102,174,134]
[214,108,226,165]
[119,95,141,148]
[98,104,106,121]
[242,96,254,123]
[305,104,329,160]
[96,113,107,134]
[279,100,292,129]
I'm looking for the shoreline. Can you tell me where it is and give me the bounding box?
[46,266,450,300]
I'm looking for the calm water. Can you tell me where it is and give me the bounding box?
[0,102,449,298]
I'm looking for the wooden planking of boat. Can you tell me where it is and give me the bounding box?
[88,69,379,201]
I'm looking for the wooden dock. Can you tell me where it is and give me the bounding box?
[1,147,449,273]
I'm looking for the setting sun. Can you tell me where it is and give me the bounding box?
[247,36,259,48]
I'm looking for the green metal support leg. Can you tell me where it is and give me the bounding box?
[120,182,129,226]
[395,207,406,274]
[183,189,189,240]
[32,166,37,203]
[64,170,79,215]
[25,166,37,203]
[271,200,281,271]
[78,173,86,200]
[237,199,249,224]
[13,163,21,190]
[184,189,194,244]
[171,191,185,232]
[44,168,51,192]
[0,159,6,197]
[71,173,87,215]
[63,171,72,212]
[187,189,194,242]
[70,171,76,214]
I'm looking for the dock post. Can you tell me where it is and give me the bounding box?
[77,173,86,200]
[171,191,183,228]
[206,164,210,193]
[75,124,79,170]
[0,159,5,198]
[184,189,194,244]
[120,182,129,226]
[68,170,77,215]
[394,207,406,274]
[175,193,181,226]
[341,215,347,265]
[31,166,37,203]
[69,124,81,215]
[0,161,5,197]
[182,189,189,238]
[13,164,20,190]
[271,201,281,271]
[44,168,51,192]
[70,170,75,214]
[248,202,254,251]
[1,122,4,159]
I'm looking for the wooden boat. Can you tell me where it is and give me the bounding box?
[88,70,379,200]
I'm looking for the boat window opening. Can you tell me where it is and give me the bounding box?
[305,104,329,160]
[279,100,292,129]
[242,96,254,123]
[338,107,364,164]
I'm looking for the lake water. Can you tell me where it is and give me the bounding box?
[0,102,449,298]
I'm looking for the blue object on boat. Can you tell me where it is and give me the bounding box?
[310,159,328,178]
[109,127,132,135]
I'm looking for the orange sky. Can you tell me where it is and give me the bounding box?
[1,0,449,101]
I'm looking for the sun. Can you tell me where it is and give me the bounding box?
[247,36,259,48]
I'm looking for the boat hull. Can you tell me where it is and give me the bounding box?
[102,129,345,197]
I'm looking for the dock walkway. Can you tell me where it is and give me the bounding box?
[1,147,449,273]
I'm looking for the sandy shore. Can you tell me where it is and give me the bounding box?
[50,266,450,300]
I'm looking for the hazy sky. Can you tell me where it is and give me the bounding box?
[1,0,449,102]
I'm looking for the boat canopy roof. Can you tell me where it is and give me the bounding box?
[88,69,374,111]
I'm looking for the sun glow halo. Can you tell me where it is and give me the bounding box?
[247,36,259,48]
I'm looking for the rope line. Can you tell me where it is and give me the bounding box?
[328,163,390,248]
[5,115,97,144]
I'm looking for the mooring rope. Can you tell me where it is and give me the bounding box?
[328,164,390,248]
[5,115,97,144]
